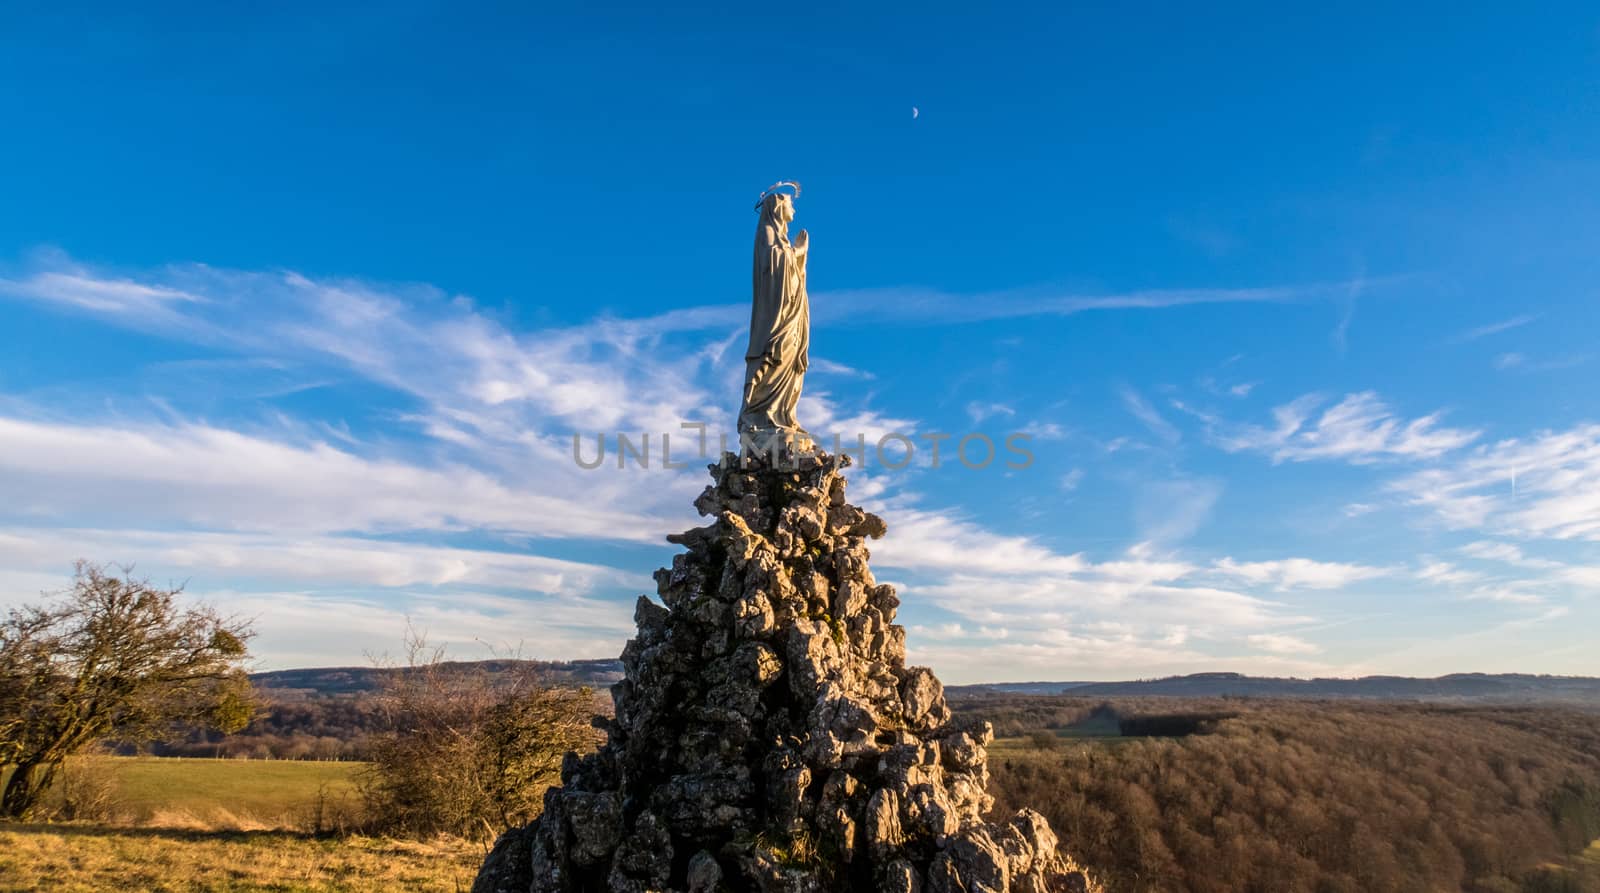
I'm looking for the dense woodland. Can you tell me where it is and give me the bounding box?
[966,696,1600,893]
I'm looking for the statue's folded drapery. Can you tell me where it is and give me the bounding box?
[739,190,809,435]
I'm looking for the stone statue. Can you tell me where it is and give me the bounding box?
[738,181,810,447]
[470,183,1105,893]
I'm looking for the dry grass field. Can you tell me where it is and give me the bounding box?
[0,825,483,893]
[0,756,482,892]
[2,756,363,830]
[97,756,363,828]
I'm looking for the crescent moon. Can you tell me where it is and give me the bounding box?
[912,107,919,119]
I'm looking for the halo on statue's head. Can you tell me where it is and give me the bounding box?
[754,180,801,210]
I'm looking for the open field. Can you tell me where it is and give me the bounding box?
[3,756,364,829]
[0,825,481,893]
[0,757,480,892]
[104,757,363,828]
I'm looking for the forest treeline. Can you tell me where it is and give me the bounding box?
[142,663,620,760]
[966,696,1600,893]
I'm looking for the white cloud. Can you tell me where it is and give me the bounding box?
[0,529,644,671]
[211,590,634,670]
[0,527,639,594]
[872,509,1089,577]
[1213,557,1390,590]
[1459,541,1525,562]
[811,280,1370,327]
[871,506,1345,681]
[1133,478,1221,544]
[1452,314,1538,343]
[4,261,734,445]
[2,253,1568,679]
[908,623,967,641]
[1119,386,1181,445]
[965,402,1016,424]
[807,357,875,379]
[3,255,1365,341]
[1391,423,1600,541]
[1408,559,1544,603]
[1415,560,1484,587]
[1021,422,1068,441]
[1246,633,1321,655]
[1212,391,1480,464]
[1457,540,1564,569]
[1197,375,1257,400]
[1060,468,1085,492]
[1491,352,1591,374]
[0,270,204,313]
[0,415,680,543]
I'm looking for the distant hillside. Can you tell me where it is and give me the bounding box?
[948,671,1600,704]
[178,664,1600,761]
[250,658,624,699]
[946,681,1097,696]
[255,664,1600,705]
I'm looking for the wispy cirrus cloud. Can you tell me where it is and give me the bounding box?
[814,278,1380,327]
[1213,557,1391,590]
[1451,313,1538,343]
[1119,385,1181,446]
[0,527,640,595]
[1406,547,1600,605]
[1390,423,1600,541]
[0,269,202,312]
[1205,391,1480,464]
[0,415,680,543]
[1,252,1573,678]
[0,527,646,669]
[1414,559,1485,588]
[869,505,1364,681]
[1246,633,1321,655]
[964,401,1016,424]
[204,590,636,670]
[1492,351,1590,374]
[1457,540,1563,569]
[1133,477,1221,544]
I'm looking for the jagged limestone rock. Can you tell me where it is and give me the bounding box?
[475,451,1101,893]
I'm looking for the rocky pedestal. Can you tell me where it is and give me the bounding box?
[475,451,1101,893]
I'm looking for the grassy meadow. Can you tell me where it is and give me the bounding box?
[0,826,482,893]
[0,756,482,893]
[91,756,362,828]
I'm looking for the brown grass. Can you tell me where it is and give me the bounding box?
[0,824,483,892]
[4,755,367,831]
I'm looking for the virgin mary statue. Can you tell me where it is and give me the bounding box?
[738,182,810,445]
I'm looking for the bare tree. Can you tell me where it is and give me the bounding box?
[0,561,254,819]
[360,630,600,838]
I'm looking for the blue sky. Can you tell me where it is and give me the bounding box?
[2,3,1598,681]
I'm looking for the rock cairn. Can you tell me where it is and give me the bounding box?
[475,450,1100,893]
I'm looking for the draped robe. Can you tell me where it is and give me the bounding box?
[738,194,809,434]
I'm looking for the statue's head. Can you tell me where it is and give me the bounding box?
[755,181,801,228]
[763,192,795,226]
